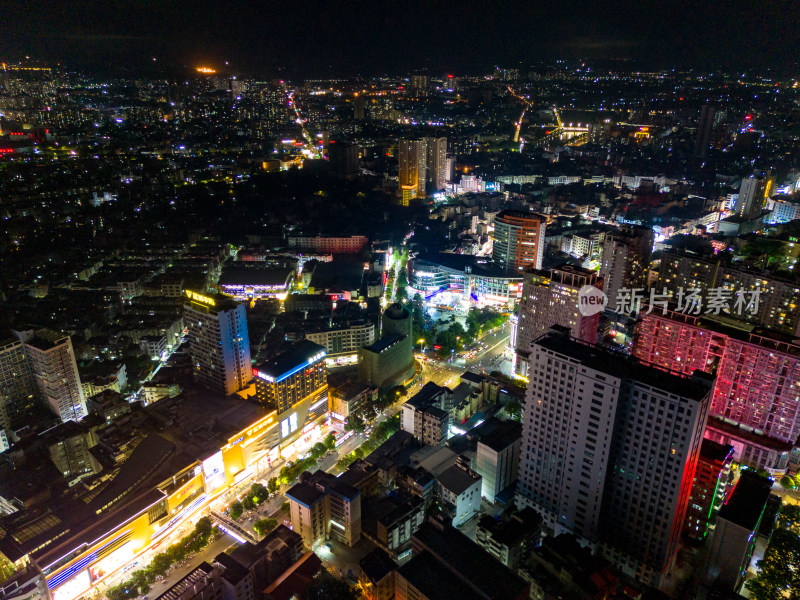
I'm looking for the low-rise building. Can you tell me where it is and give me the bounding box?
[358,335,414,391]
[285,470,361,548]
[361,495,425,558]
[475,508,542,570]
[358,548,395,600]
[435,463,481,527]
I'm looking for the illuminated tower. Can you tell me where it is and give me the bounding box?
[398,139,421,205]
[734,173,773,220]
[516,326,713,586]
[13,329,87,423]
[492,210,546,273]
[183,290,251,396]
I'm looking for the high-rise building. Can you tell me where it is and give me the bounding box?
[694,104,716,159]
[397,139,422,204]
[358,303,414,390]
[704,471,772,592]
[0,337,37,445]
[183,290,252,396]
[734,174,773,220]
[424,137,447,192]
[14,329,87,423]
[686,439,733,542]
[253,340,327,415]
[514,264,604,376]
[599,225,654,311]
[474,419,522,503]
[632,308,800,470]
[327,140,359,178]
[410,74,429,92]
[657,246,800,336]
[397,137,447,203]
[353,94,366,120]
[492,210,546,274]
[516,326,713,585]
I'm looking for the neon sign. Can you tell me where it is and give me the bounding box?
[186,290,215,306]
[245,412,277,437]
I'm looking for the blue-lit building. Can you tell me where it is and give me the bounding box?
[253,340,329,443]
[183,290,252,396]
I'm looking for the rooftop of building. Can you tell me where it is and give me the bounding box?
[496,209,546,223]
[699,438,734,463]
[718,470,773,531]
[229,525,300,568]
[383,302,410,321]
[398,551,488,600]
[411,521,529,600]
[359,547,395,583]
[183,289,240,313]
[470,417,522,452]
[308,258,364,292]
[477,507,542,546]
[214,552,250,584]
[218,266,294,287]
[436,464,480,496]
[263,552,322,600]
[157,561,216,600]
[362,494,423,533]
[254,340,326,381]
[413,253,519,280]
[285,480,326,509]
[363,334,404,354]
[20,328,69,351]
[406,382,446,409]
[536,326,713,401]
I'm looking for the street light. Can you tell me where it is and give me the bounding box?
[417,338,425,353]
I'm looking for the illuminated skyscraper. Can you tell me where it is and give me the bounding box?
[734,173,773,220]
[424,137,447,192]
[492,210,546,273]
[516,327,713,586]
[0,337,37,448]
[633,308,800,470]
[13,329,87,423]
[253,340,329,444]
[183,290,252,396]
[398,137,448,204]
[398,139,422,205]
[599,225,653,310]
[513,264,603,376]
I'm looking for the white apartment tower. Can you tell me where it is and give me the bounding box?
[516,326,712,586]
[183,290,252,396]
[514,264,604,376]
[13,329,87,423]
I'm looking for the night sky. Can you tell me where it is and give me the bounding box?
[4,0,799,77]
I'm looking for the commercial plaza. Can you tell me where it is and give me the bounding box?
[4,353,334,600]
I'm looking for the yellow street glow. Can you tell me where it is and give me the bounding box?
[196,67,216,74]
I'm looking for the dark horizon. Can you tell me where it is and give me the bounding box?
[4,0,800,78]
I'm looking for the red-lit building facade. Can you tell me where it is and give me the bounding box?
[686,439,734,542]
[633,309,800,472]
